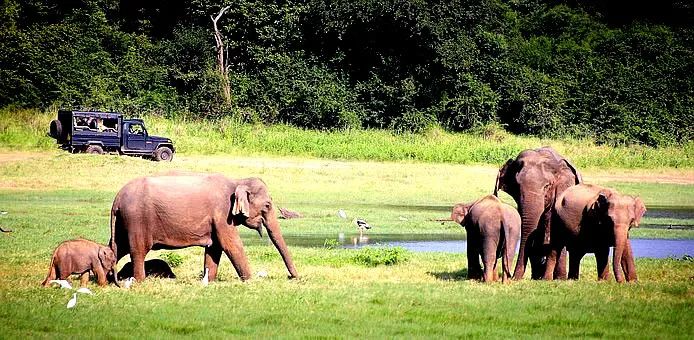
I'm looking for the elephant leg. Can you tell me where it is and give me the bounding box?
[481,238,498,282]
[553,247,568,280]
[79,272,90,287]
[204,242,223,282]
[466,236,482,280]
[94,265,108,286]
[613,228,628,283]
[568,250,585,280]
[543,246,559,280]
[595,247,610,281]
[130,251,147,282]
[492,261,499,282]
[621,239,638,282]
[217,228,252,281]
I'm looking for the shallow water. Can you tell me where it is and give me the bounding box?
[250,233,693,259]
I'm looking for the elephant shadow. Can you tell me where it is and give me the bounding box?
[117,259,176,280]
[427,268,469,281]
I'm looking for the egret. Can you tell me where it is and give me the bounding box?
[257,270,268,278]
[76,287,93,295]
[49,279,73,289]
[201,267,209,286]
[337,209,347,219]
[66,293,77,309]
[124,277,135,289]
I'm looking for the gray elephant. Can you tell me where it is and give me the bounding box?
[109,173,298,282]
[451,195,521,283]
[545,184,645,282]
[42,239,119,287]
[494,147,582,280]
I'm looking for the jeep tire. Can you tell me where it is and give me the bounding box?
[154,146,173,162]
[86,145,104,155]
[49,120,64,139]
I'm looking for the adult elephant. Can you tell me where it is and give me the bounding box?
[545,184,645,282]
[109,173,298,282]
[494,147,582,280]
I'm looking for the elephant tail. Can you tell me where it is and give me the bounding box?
[41,255,57,286]
[500,221,514,280]
[109,204,119,260]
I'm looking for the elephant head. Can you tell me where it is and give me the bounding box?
[494,147,582,280]
[451,203,471,225]
[230,178,298,279]
[99,246,119,287]
[590,189,646,282]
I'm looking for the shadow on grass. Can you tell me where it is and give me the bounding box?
[428,268,470,281]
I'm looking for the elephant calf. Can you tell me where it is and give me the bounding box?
[545,184,646,283]
[451,195,521,283]
[42,239,118,287]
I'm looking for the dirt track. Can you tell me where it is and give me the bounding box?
[1,150,692,185]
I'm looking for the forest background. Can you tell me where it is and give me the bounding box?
[1,0,692,147]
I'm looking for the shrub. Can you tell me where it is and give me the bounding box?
[160,252,184,268]
[351,246,409,267]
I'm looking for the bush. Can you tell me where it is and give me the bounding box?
[160,252,184,268]
[351,247,409,267]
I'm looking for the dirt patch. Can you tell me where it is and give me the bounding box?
[0,151,46,164]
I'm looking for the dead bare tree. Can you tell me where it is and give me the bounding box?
[211,5,232,105]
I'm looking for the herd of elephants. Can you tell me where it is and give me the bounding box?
[42,146,646,287]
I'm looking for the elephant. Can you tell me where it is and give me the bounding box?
[109,173,298,282]
[544,184,645,282]
[494,146,582,280]
[451,195,521,283]
[42,239,119,287]
[117,259,176,280]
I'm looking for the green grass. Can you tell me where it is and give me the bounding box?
[2,107,693,168]
[0,125,693,337]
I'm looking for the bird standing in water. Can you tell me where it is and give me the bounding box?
[354,219,372,236]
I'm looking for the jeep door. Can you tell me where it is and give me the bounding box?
[125,122,147,150]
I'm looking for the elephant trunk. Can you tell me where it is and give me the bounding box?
[512,192,544,280]
[612,225,629,283]
[265,208,299,279]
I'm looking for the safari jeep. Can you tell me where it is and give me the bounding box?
[48,110,175,161]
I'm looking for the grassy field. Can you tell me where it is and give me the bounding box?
[0,151,693,338]
[2,107,693,168]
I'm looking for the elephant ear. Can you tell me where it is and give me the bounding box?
[451,204,468,225]
[562,159,583,184]
[99,247,114,268]
[632,197,646,227]
[590,191,610,221]
[494,158,514,196]
[232,185,250,217]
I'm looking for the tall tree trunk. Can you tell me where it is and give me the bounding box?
[211,6,232,105]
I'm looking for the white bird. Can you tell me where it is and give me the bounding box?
[124,277,135,289]
[0,211,7,215]
[398,216,408,221]
[49,279,73,289]
[257,270,268,278]
[201,267,209,286]
[337,209,347,219]
[66,293,77,309]
[76,287,93,295]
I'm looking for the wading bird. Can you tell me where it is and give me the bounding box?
[76,287,93,295]
[354,219,372,236]
[337,209,347,219]
[49,279,73,289]
[124,277,134,289]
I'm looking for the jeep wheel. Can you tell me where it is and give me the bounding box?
[49,120,63,139]
[154,146,173,162]
[86,145,104,155]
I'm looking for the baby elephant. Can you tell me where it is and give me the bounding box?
[546,184,646,283]
[451,195,520,283]
[42,239,119,287]
[118,259,176,280]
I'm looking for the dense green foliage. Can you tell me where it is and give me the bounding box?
[1,0,692,146]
